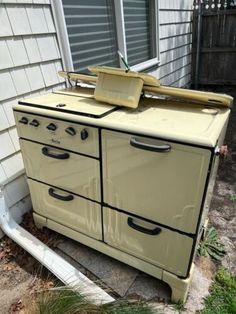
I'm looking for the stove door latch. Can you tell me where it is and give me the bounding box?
[81,128,89,140]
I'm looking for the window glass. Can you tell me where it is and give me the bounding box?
[123,0,152,66]
[62,0,119,73]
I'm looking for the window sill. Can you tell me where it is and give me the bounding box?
[130,58,160,72]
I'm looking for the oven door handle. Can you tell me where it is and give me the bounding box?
[130,137,171,153]
[127,217,162,235]
[42,147,70,159]
[48,188,74,201]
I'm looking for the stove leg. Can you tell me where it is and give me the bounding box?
[33,213,47,230]
[162,264,194,303]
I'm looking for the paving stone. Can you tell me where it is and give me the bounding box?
[57,239,139,297]
[126,272,171,301]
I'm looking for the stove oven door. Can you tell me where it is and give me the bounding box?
[102,130,211,234]
[28,179,102,240]
[20,139,100,202]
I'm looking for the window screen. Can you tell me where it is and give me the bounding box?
[62,0,119,73]
[123,0,152,66]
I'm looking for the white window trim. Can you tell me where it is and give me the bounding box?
[115,0,160,72]
[52,0,160,73]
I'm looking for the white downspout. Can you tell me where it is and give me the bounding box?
[0,187,114,305]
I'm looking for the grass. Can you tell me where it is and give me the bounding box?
[201,267,236,314]
[24,287,155,314]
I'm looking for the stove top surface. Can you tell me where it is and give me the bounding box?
[19,91,118,118]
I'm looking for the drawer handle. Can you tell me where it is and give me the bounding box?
[127,217,162,235]
[130,137,171,153]
[42,147,70,159]
[48,188,74,201]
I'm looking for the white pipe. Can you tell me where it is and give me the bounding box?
[0,187,114,305]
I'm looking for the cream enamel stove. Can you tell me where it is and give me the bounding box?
[14,67,232,303]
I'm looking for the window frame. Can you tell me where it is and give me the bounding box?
[51,0,160,73]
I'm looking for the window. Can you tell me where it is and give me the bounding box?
[52,0,159,73]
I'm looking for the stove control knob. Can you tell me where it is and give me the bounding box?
[81,128,88,140]
[29,119,40,127]
[65,127,76,136]
[46,123,57,131]
[19,117,28,125]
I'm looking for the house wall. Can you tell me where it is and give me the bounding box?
[150,0,193,87]
[0,0,65,230]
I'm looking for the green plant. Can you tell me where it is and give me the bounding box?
[230,194,236,202]
[25,287,155,314]
[201,268,236,314]
[173,300,185,313]
[198,226,225,261]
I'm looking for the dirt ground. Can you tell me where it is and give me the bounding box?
[0,87,235,314]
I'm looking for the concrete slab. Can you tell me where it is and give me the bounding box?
[57,238,171,301]
[57,239,139,297]
[126,273,171,301]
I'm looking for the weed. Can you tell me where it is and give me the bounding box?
[24,287,155,314]
[201,267,236,314]
[173,300,185,313]
[198,226,225,261]
[230,194,236,202]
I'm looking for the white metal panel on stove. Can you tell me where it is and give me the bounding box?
[0,40,13,70]
[20,140,101,201]
[0,71,17,101]
[23,36,41,63]
[26,5,48,33]
[6,5,32,35]
[7,38,29,67]
[25,65,45,90]
[11,68,31,95]
[28,179,102,240]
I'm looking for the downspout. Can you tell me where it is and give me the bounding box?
[194,0,202,89]
[0,187,114,305]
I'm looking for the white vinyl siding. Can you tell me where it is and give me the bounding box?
[0,0,65,224]
[151,0,193,87]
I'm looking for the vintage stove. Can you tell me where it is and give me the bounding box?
[13,67,232,302]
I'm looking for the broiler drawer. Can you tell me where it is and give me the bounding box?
[14,111,99,157]
[103,207,193,277]
[102,130,211,234]
[20,139,100,202]
[28,179,102,240]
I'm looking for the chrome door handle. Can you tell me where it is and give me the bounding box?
[42,147,70,159]
[127,217,162,235]
[130,137,171,152]
[48,188,74,201]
